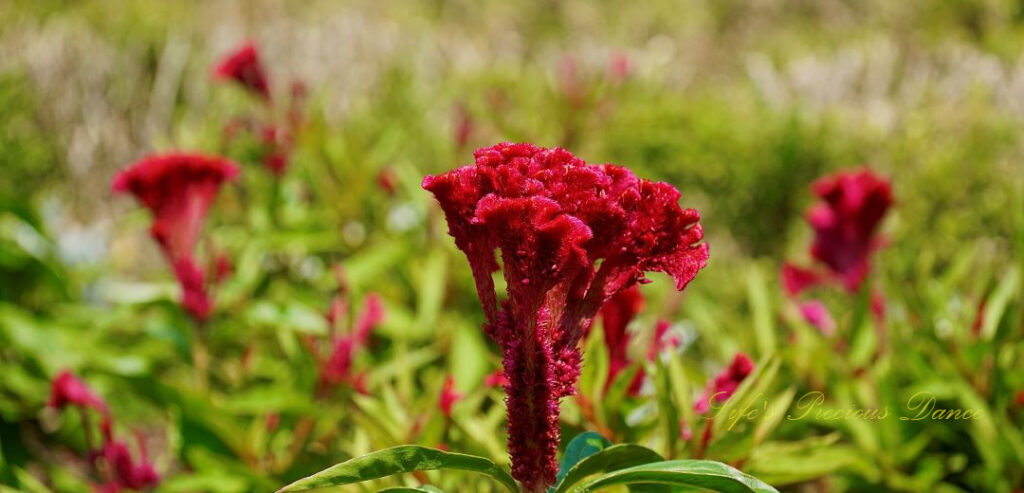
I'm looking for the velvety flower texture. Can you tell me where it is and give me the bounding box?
[213,42,271,101]
[798,170,892,293]
[113,153,239,320]
[49,370,108,415]
[694,353,754,414]
[423,142,708,491]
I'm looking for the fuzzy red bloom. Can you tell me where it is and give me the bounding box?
[213,42,270,101]
[694,353,754,414]
[423,142,708,491]
[798,300,836,336]
[113,153,238,320]
[98,438,159,491]
[49,370,108,415]
[439,376,463,418]
[806,170,892,291]
[453,104,473,151]
[376,168,398,195]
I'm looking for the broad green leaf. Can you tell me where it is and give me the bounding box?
[553,431,612,490]
[277,446,517,492]
[570,460,779,493]
[554,443,666,493]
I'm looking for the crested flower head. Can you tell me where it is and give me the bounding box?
[113,153,238,320]
[807,170,892,291]
[49,370,108,415]
[213,41,271,101]
[423,142,708,491]
[694,353,754,414]
[113,153,238,262]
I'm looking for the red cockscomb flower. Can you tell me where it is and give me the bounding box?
[49,370,108,415]
[112,153,238,321]
[423,142,708,492]
[439,376,463,418]
[694,353,754,414]
[806,170,892,292]
[213,42,271,101]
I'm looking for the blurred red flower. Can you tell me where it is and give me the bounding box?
[319,294,384,391]
[807,170,892,292]
[213,41,271,101]
[694,353,754,414]
[798,300,836,336]
[439,376,463,418]
[599,285,643,393]
[97,438,159,491]
[49,370,108,415]
[113,153,238,320]
[423,142,708,491]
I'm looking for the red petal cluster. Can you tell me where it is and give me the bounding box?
[783,170,892,296]
[423,142,708,491]
[798,300,836,336]
[113,153,239,320]
[694,353,754,414]
[213,42,271,101]
[49,370,109,415]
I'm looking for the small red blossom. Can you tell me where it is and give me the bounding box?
[319,294,384,391]
[214,253,233,283]
[694,353,754,414]
[112,153,238,320]
[780,263,823,297]
[213,42,271,101]
[1015,390,1024,407]
[439,376,463,418]
[98,438,159,491]
[49,370,108,415]
[484,369,509,388]
[423,142,708,491]
[260,125,293,175]
[799,300,836,336]
[806,170,893,292]
[376,168,398,195]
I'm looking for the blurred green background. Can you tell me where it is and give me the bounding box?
[0,1,1021,492]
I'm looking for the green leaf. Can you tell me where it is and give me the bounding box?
[569,460,779,493]
[277,446,517,492]
[554,443,666,493]
[553,432,612,490]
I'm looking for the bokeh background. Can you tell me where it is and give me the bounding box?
[0,1,1022,492]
